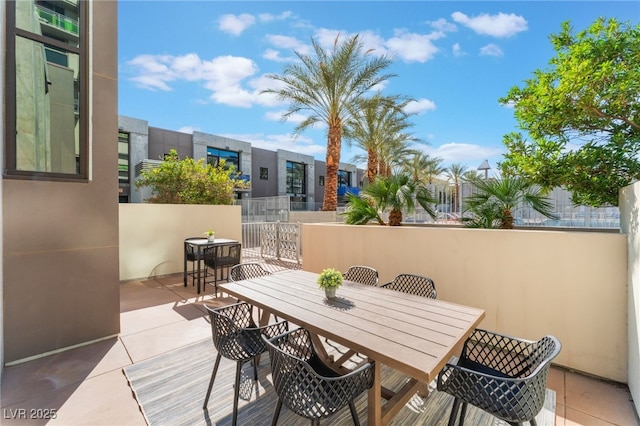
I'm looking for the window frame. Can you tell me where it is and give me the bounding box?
[4,0,89,181]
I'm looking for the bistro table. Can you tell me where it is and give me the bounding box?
[219,269,485,426]
[183,238,238,294]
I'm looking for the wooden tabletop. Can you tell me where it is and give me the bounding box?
[220,269,485,384]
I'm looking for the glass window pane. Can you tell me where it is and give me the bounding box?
[19,1,80,48]
[15,35,80,173]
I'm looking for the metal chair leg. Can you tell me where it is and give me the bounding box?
[203,353,222,408]
[253,356,259,380]
[232,361,242,426]
[348,401,360,426]
[271,399,282,426]
[459,402,468,426]
[448,398,461,426]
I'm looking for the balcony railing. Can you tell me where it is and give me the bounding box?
[36,5,79,36]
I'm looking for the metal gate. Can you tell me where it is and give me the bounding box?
[260,222,301,265]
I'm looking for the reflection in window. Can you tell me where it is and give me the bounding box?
[338,170,351,187]
[260,167,268,180]
[118,132,130,183]
[319,176,325,186]
[6,0,86,178]
[286,161,306,194]
[207,147,240,171]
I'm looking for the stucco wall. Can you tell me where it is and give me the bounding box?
[3,1,120,363]
[119,204,242,281]
[620,182,640,415]
[302,223,628,382]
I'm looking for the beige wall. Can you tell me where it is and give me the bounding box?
[302,223,628,382]
[620,182,640,415]
[119,204,242,281]
[2,2,119,363]
[289,210,337,223]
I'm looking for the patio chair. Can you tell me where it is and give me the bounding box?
[203,242,242,295]
[381,273,437,298]
[437,328,561,426]
[203,302,288,426]
[230,262,271,281]
[263,327,374,426]
[230,262,280,320]
[184,237,204,287]
[343,265,379,286]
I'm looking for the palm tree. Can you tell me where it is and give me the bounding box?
[423,157,446,184]
[462,176,558,229]
[445,163,468,213]
[343,173,437,226]
[263,35,394,211]
[400,152,438,186]
[344,93,416,184]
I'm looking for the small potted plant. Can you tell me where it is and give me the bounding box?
[317,268,343,299]
[203,229,215,242]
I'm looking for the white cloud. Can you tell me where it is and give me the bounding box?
[264,110,308,124]
[258,11,293,23]
[404,98,436,114]
[452,43,465,57]
[218,13,256,36]
[221,133,326,157]
[479,43,504,57]
[127,53,265,107]
[451,12,528,38]
[177,126,198,134]
[425,142,504,163]
[385,30,440,63]
[262,48,298,63]
[429,18,457,33]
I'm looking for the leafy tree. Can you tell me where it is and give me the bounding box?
[343,173,437,226]
[263,34,394,211]
[344,93,417,183]
[462,177,558,229]
[499,18,640,207]
[400,152,439,186]
[135,149,249,204]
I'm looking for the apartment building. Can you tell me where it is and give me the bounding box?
[118,115,365,209]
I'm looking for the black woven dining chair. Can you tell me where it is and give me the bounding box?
[203,302,288,426]
[184,237,204,287]
[343,265,379,286]
[437,328,561,426]
[263,327,375,426]
[381,273,437,298]
[203,242,242,294]
[230,262,272,281]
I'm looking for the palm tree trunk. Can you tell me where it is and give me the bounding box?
[389,208,403,226]
[323,122,341,211]
[367,148,378,183]
[501,209,514,229]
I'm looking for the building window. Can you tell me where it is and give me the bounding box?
[338,170,351,187]
[207,147,239,171]
[5,0,88,180]
[319,176,325,186]
[286,161,306,195]
[260,167,268,180]
[118,132,130,183]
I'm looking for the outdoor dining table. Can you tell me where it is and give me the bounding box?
[183,238,238,294]
[219,269,485,426]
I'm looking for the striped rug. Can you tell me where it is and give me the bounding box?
[123,338,555,425]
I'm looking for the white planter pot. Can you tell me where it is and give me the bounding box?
[208,235,215,242]
[325,287,336,299]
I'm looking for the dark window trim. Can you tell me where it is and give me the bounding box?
[4,1,88,181]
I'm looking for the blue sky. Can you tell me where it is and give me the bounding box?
[118,1,640,176]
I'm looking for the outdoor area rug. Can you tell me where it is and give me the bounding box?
[123,338,556,426]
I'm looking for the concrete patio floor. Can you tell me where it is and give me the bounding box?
[1,267,638,426]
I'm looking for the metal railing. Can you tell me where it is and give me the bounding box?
[241,221,301,265]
